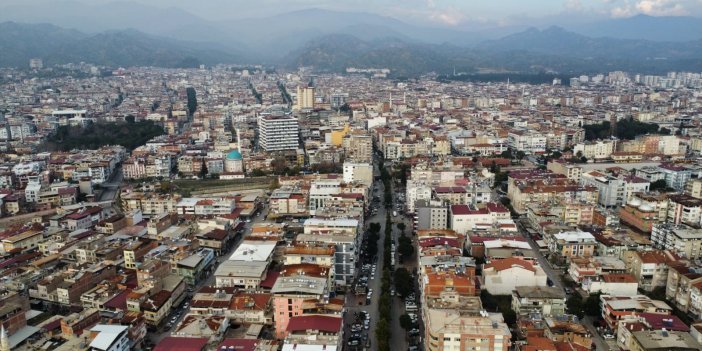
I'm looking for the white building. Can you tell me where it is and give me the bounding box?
[258,114,299,151]
[88,325,130,351]
[573,140,616,160]
[651,224,702,259]
[507,130,546,154]
[342,162,373,186]
[482,257,548,295]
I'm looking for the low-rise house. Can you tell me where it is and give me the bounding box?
[482,257,548,295]
[511,286,566,317]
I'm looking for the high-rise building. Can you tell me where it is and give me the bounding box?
[29,58,43,69]
[258,115,299,151]
[295,86,315,110]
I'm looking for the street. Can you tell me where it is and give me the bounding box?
[517,218,610,351]
[148,204,267,345]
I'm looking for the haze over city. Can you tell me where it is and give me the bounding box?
[2,1,702,351]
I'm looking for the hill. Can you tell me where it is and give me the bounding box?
[0,22,242,68]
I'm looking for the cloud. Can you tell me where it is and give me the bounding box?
[636,0,688,15]
[429,10,466,26]
[564,0,584,11]
[610,0,690,17]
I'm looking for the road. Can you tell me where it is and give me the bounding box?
[517,218,610,351]
[97,164,123,202]
[148,204,268,345]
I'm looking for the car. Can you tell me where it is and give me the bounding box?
[348,340,360,346]
[565,287,573,294]
[603,334,615,339]
[364,324,370,330]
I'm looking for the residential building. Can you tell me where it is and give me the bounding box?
[482,257,548,295]
[258,115,299,151]
[511,286,566,317]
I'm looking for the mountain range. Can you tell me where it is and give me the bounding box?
[2,2,702,75]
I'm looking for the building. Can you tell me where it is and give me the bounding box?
[29,58,43,69]
[600,295,672,331]
[667,194,702,227]
[482,257,548,295]
[580,171,626,207]
[224,150,244,173]
[88,325,130,351]
[424,311,511,351]
[507,130,546,154]
[511,286,566,317]
[548,231,597,260]
[258,115,299,151]
[583,274,639,296]
[659,163,692,191]
[625,250,678,292]
[295,86,315,110]
[651,224,702,259]
[416,200,449,230]
[630,330,700,351]
[342,162,373,186]
[573,140,616,160]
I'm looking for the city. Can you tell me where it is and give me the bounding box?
[2,2,702,351]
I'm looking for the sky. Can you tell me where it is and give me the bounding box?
[4,0,702,28]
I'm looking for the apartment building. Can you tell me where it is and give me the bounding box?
[415,200,449,230]
[573,139,617,160]
[507,130,547,154]
[258,115,300,151]
[651,224,702,259]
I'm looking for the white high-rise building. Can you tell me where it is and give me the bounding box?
[258,115,299,151]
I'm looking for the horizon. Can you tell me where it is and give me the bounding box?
[2,0,702,30]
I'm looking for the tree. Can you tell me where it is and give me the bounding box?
[186,87,198,116]
[125,115,135,124]
[399,314,413,330]
[250,169,267,177]
[584,293,602,317]
[396,222,406,233]
[650,179,668,191]
[398,234,414,258]
[269,177,280,190]
[566,295,584,319]
[270,157,289,175]
[199,159,208,179]
[369,222,381,234]
[480,290,497,311]
[394,268,413,297]
[503,309,517,326]
[550,151,562,159]
[375,318,391,351]
[516,151,526,161]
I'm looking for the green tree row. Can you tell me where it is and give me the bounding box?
[45,121,164,151]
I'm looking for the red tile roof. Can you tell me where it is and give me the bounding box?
[286,315,342,333]
[484,257,536,273]
[451,205,472,215]
[260,270,279,289]
[103,289,130,310]
[418,237,460,248]
[154,337,208,351]
[639,313,689,332]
